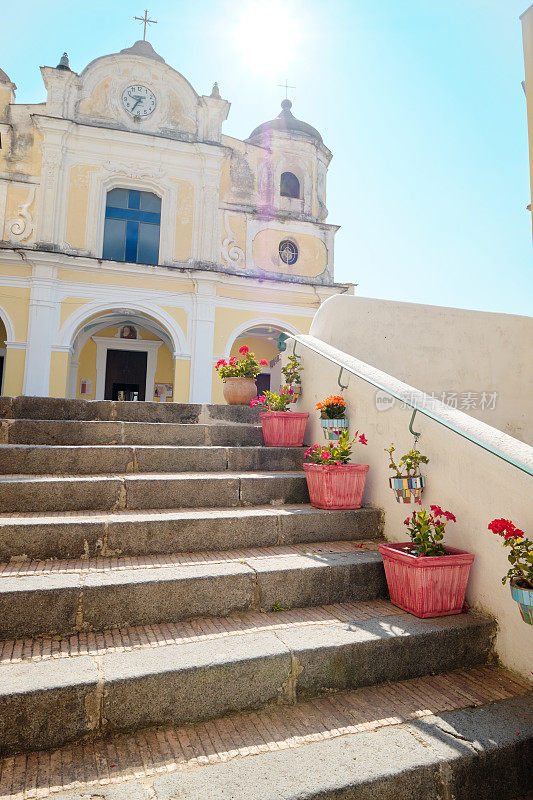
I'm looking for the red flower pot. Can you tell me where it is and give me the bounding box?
[378,542,474,618]
[303,463,369,509]
[260,411,309,447]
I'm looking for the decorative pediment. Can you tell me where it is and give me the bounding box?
[39,42,229,143]
[75,49,199,136]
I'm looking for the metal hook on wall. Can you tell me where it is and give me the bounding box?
[409,408,422,444]
[338,367,349,392]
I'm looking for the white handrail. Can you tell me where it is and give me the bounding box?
[286,333,533,478]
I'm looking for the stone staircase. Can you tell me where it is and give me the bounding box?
[0,397,531,800]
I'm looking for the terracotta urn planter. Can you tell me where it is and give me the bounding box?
[510,579,533,625]
[320,417,349,441]
[303,463,369,509]
[378,542,474,618]
[223,377,257,406]
[260,411,308,447]
[389,475,425,504]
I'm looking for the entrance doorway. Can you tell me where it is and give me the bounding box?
[256,373,271,395]
[104,349,147,401]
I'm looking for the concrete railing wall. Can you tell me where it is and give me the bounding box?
[289,325,533,681]
[309,295,533,445]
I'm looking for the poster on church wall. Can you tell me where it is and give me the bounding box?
[154,383,173,402]
[79,379,92,396]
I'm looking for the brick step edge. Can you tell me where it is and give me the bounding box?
[0,669,530,799]
[0,605,495,756]
[0,398,261,425]
[0,545,387,638]
[0,505,381,561]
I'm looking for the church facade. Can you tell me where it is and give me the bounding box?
[0,39,351,403]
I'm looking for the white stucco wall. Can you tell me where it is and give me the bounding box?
[309,295,533,445]
[289,324,533,682]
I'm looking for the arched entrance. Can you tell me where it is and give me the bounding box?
[67,309,180,402]
[223,320,301,398]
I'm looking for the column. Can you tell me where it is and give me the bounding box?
[23,267,59,397]
[189,282,215,403]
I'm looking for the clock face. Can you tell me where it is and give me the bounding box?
[121,85,156,117]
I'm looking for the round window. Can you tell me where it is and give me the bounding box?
[279,240,299,265]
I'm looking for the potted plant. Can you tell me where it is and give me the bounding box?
[385,444,429,504]
[379,505,474,618]
[281,355,303,403]
[252,388,309,446]
[488,518,532,625]
[316,394,348,440]
[216,345,269,405]
[303,429,369,509]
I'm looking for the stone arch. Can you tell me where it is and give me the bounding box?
[223,317,301,361]
[58,299,188,358]
[58,301,189,401]
[0,305,16,342]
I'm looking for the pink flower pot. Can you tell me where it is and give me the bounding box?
[260,411,309,447]
[303,463,369,509]
[378,542,474,618]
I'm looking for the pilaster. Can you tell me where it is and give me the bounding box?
[189,280,216,403]
[23,265,60,397]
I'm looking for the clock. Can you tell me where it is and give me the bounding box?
[121,85,156,118]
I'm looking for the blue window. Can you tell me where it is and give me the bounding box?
[102,189,161,264]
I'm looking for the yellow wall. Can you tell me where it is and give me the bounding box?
[216,285,321,308]
[49,351,70,398]
[174,359,190,403]
[0,125,42,181]
[252,228,327,277]
[76,337,97,399]
[0,287,30,340]
[65,166,99,249]
[2,349,25,396]
[58,268,194,293]
[229,336,278,362]
[77,79,114,119]
[0,292,27,397]
[522,5,533,236]
[173,180,194,261]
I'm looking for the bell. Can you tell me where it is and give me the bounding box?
[56,53,71,71]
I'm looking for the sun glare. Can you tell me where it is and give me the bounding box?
[233,0,303,75]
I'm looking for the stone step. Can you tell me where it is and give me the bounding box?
[0,396,261,425]
[6,676,524,800]
[0,419,263,446]
[0,542,386,638]
[0,600,496,757]
[0,505,381,561]
[0,444,304,475]
[0,470,307,513]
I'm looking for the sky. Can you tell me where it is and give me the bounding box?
[2,0,532,316]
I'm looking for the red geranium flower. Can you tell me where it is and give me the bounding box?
[259,359,268,366]
[488,518,524,540]
[359,434,368,445]
[238,345,249,354]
